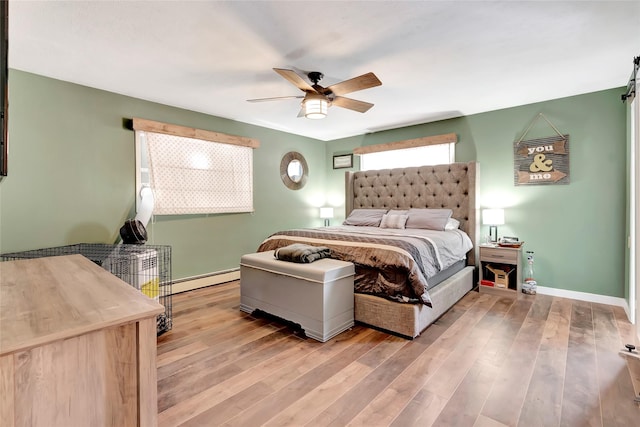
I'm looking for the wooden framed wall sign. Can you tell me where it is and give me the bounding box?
[513,114,570,186]
[514,135,570,185]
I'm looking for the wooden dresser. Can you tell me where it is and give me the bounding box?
[0,254,164,427]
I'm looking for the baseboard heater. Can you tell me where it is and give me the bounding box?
[172,267,240,294]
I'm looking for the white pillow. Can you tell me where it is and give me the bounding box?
[379,213,408,229]
[445,218,460,230]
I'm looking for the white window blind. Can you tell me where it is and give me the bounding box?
[360,143,455,170]
[136,130,254,215]
[354,133,457,170]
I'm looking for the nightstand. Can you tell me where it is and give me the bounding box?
[478,244,523,297]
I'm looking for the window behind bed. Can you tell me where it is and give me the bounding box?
[355,132,456,170]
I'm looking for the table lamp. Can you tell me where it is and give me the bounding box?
[482,208,505,243]
[320,207,334,226]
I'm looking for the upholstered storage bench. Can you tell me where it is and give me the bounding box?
[240,250,355,342]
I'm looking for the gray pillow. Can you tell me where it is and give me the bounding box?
[343,208,388,226]
[405,208,453,231]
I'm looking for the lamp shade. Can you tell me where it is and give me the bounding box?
[320,207,334,219]
[482,208,505,225]
[303,95,328,119]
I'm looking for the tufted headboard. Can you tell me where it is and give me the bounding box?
[345,161,479,266]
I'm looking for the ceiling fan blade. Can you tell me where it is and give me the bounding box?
[332,96,374,113]
[247,95,304,103]
[326,72,382,96]
[273,68,316,93]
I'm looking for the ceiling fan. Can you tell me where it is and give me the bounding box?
[247,68,382,119]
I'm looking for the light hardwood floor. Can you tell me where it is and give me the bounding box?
[157,281,640,426]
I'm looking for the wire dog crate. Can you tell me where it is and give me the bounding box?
[1,243,172,335]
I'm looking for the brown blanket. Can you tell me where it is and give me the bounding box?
[274,243,331,263]
[258,228,440,306]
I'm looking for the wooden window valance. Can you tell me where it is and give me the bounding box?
[352,132,457,155]
[132,118,260,149]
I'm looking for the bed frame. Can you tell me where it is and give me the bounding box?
[345,161,479,338]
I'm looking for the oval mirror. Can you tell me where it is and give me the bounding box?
[280,151,308,190]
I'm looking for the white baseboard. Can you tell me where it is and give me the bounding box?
[536,285,631,320]
[169,274,636,323]
[172,269,240,294]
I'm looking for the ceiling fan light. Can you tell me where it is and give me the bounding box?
[303,97,328,119]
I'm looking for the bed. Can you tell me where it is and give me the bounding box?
[258,161,479,338]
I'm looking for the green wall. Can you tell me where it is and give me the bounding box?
[326,88,627,298]
[0,70,327,279]
[0,70,628,300]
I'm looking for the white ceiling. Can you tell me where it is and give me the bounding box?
[8,1,640,141]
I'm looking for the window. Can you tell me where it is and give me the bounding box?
[360,143,455,170]
[133,118,259,215]
[355,133,456,170]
